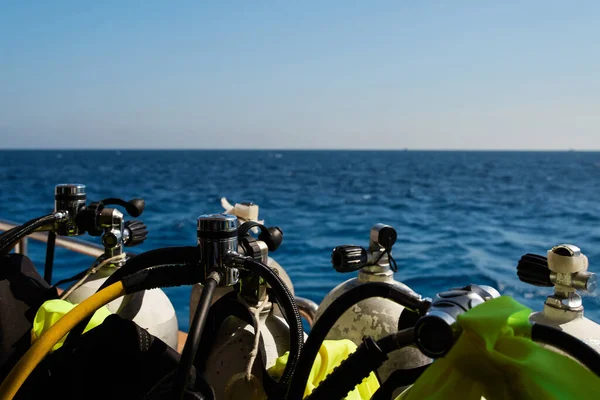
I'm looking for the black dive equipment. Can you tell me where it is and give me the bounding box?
[63,213,301,400]
[0,184,148,285]
[297,282,600,400]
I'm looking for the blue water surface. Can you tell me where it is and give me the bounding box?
[1,150,600,331]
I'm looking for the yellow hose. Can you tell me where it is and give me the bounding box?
[0,282,126,400]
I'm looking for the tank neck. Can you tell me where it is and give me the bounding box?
[358,264,394,283]
[543,299,584,323]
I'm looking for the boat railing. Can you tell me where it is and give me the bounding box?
[0,218,317,327]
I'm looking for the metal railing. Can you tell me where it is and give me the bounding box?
[0,219,318,326]
[0,219,105,258]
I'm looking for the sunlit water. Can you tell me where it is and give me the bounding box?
[1,150,599,330]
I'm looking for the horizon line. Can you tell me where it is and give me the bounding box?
[0,148,596,152]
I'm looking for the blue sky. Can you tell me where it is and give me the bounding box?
[1,1,598,149]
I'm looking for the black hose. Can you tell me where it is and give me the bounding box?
[121,264,198,293]
[532,323,600,377]
[370,364,430,400]
[65,246,201,345]
[0,226,19,241]
[376,328,416,354]
[173,272,220,400]
[286,282,430,400]
[305,329,416,400]
[44,231,57,284]
[0,215,55,247]
[100,246,201,291]
[0,214,57,255]
[242,258,303,389]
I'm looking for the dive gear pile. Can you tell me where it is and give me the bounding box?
[1,187,600,399]
[0,183,178,350]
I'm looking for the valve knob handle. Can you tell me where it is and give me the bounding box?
[259,226,283,252]
[332,245,368,273]
[124,220,148,247]
[517,253,553,287]
[125,199,145,217]
[100,198,145,217]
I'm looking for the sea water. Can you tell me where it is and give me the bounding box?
[1,150,599,330]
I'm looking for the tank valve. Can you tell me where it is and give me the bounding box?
[517,244,596,314]
[235,220,284,303]
[46,184,148,279]
[331,223,398,274]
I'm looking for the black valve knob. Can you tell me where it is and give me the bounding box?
[258,226,283,252]
[371,224,397,249]
[126,199,145,217]
[124,220,148,247]
[332,245,368,273]
[517,253,553,287]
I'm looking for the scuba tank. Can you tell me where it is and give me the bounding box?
[51,184,179,350]
[194,213,295,400]
[517,243,600,353]
[0,209,304,400]
[296,282,600,400]
[295,284,500,400]
[190,198,293,320]
[64,273,178,350]
[314,223,430,384]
